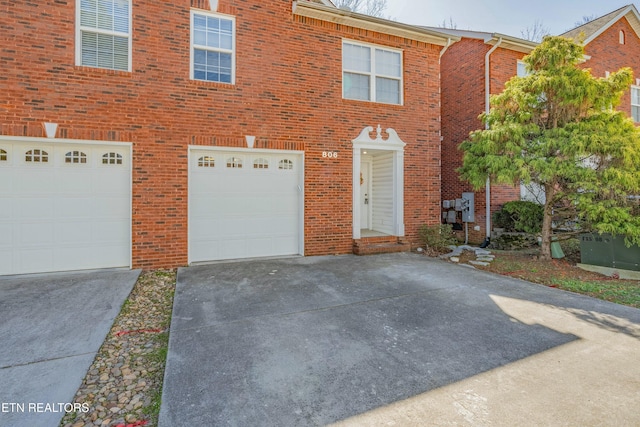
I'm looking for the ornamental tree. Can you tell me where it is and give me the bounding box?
[459,36,640,260]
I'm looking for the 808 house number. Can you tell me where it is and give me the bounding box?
[322,151,338,158]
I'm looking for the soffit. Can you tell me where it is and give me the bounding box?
[293,1,459,46]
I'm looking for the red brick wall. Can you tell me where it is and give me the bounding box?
[580,17,640,121]
[440,38,523,242]
[1,0,443,268]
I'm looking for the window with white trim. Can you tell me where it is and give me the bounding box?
[198,156,215,167]
[102,152,123,164]
[517,61,529,77]
[253,158,269,169]
[65,151,88,164]
[342,41,402,105]
[226,157,242,168]
[632,86,640,123]
[278,159,293,170]
[26,149,48,163]
[191,10,234,84]
[77,0,131,71]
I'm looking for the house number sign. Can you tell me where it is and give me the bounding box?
[322,151,338,158]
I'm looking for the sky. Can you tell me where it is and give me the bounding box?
[384,0,638,37]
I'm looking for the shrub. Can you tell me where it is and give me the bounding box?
[418,224,457,255]
[492,201,544,234]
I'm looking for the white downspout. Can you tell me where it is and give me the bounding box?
[483,38,502,244]
[439,38,453,60]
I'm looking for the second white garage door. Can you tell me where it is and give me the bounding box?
[189,148,304,263]
[0,137,131,275]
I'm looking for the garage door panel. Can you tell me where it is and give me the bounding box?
[0,198,11,219]
[189,150,302,263]
[92,220,130,244]
[0,250,12,272]
[1,140,131,275]
[92,196,130,218]
[15,170,55,192]
[92,172,129,194]
[54,198,93,218]
[19,222,54,246]
[17,198,54,219]
[0,224,12,248]
[56,171,93,192]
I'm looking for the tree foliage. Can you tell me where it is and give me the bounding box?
[333,0,387,18]
[459,36,640,259]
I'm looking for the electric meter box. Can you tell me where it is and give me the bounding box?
[461,192,475,223]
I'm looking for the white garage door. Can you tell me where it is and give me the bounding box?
[189,148,303,263]
[0,138,131,275]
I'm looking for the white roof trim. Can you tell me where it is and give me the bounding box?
[584,5,640,45]
[293,1,459,46]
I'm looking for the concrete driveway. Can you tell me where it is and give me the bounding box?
[159,253,640,426]
[0,269,140,427]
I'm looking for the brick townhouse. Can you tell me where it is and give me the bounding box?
[437,4,640,245]
[0,0,458,274]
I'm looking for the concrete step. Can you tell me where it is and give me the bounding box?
[353,237,411,255]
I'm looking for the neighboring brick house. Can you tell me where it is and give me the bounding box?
[562,4,640,123]
[437,30,536,244]
[437,4,640,245]
[0,0,457,274]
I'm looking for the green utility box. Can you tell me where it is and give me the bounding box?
[580,233,640,272]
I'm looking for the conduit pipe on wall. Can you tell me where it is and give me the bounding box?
[482,37,502,246]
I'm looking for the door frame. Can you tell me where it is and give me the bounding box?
[351,126,406,239]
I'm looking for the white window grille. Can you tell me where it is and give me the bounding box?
[278,159,293,170]
[198,156,216,167]
[26,149,48,163]
[191,10,234,84]
[253,158,269,169]
[632,86,640,123]
[343,41,402,105]
[77,0,131,71]
[102,152,123,164]
[226,157,242,168]
[65,151,88,164]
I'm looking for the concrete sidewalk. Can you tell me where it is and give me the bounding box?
[0,269,140,427]
[159,253,640,426]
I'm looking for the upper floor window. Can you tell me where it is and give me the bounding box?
[620,30,626,45]
[77,0,131,71]
[191,11,235,84]
[517,61,530,77]
[343,41,402,105]
[632,86,640,123]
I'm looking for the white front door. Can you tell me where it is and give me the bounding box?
[360,159,371,229]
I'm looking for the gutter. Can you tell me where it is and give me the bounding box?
[439,38,453,60]
[482,37,503,245]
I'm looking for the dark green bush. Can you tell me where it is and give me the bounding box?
[492,201,544,234]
